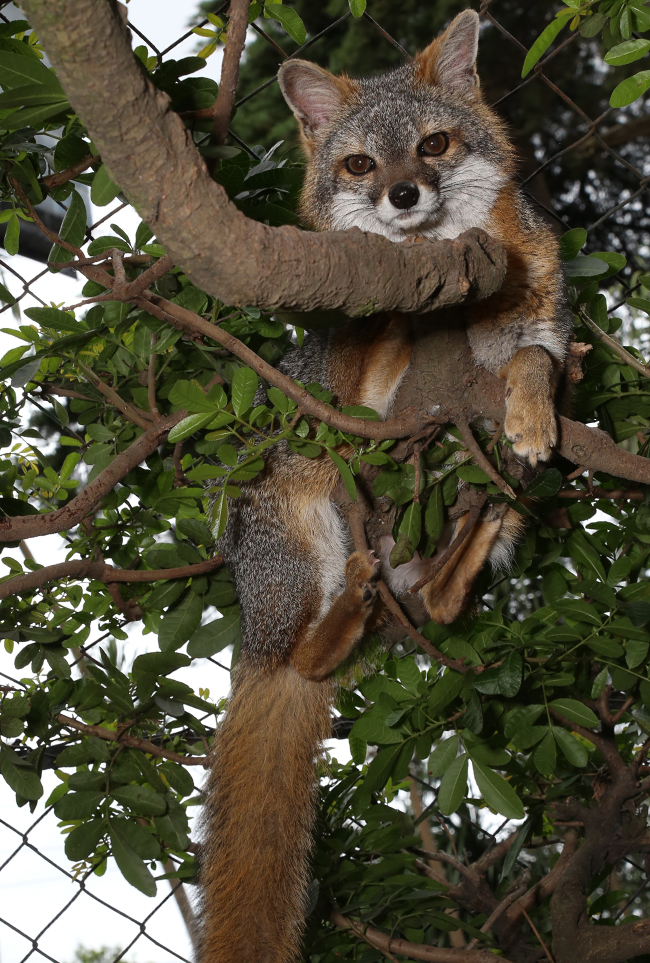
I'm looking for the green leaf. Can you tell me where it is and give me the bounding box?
[153,812,190,851]
[0,281,16,305]
[564,256,609,279]
[0,85,68,109]
[168,411,218,442]
[605,38,650,65]
[567,531,607,582]
[0,52,64,90]
[428,735,459,777]
[553,598,602,626]
[90,164,121,207]
[398,502,422,554]
[231,366,258,416]
[4,212,20,256]
[187,611,241,657]
[87,235,131,256]
[553,727,589,767]
[591,666,608,698]
[54,790,103,819]
[349,711,404,745]
[132,651,191,679]
[522,15,572,77]
[533,731,556,775]
[348,0,366,15]
[549,698,598,728]
[463,691,484,734]
[428,671,464,715]
[626,638,649,669]
[424,485,444,546]
[109,820,157,896]
[328,448,356,502]
[49,190,87,265]
[501,817,533,880]
[24,306,80,332]
[627,297,650,317]
[558,228,587,261]
[111,785,167,816]
[111,816,160,859]
[264,3,307,44]
[472,759,524,819]
[610,69,650,107]
[169,379,220,412]
[3,100,68,130]
[438,753,468,815]
[65,818,106,861]
[524,468,563,499]
[0,751,43,800]
[456,464,490,485]
[498,651,523,698]
[158,591,204,651]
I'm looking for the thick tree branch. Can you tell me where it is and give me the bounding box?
[0,556,223,600]
[20,0,508,315]
[0,413,185,542]
[57,713,207,766]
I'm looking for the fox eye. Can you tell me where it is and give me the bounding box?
[418,133,449,157]
[345,154,375,175]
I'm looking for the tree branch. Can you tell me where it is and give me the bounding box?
[209,0,251,146]
[57,714,208,765]
[20,0,508,315]
[0,555,223,600]
[329,910,514,963]
[43,152,99,190]
[0,413,185,542]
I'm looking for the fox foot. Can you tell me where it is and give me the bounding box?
[504,386,557,467]
[345,550,380,608]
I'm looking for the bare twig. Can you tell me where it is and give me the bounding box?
[579,309,650,379]
[76,360,153,428]
[148,331,159,414]
[520,907,555,963]
[456,417,515,499]
[43,153,100,190]
[57,714,208,765]
[209,0,251,147]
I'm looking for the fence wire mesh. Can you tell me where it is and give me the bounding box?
[0,0,649,961]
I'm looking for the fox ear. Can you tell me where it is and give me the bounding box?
[278,61,352,138]
[417,10,480,94]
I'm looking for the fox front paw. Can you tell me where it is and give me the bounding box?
[345,550,380,608]
[504,391,557,468]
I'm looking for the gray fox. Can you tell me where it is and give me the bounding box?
[199,11,571,963]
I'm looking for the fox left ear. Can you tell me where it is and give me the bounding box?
[417,10,480,95]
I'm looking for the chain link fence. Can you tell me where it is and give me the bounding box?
[0,0,649,960]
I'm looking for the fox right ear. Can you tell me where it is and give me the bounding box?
[417,10,480,95]
[278,61,353,139]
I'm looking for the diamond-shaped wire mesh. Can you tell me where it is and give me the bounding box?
[0,1,649,961]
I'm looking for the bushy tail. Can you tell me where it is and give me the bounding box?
[199,657,333,963]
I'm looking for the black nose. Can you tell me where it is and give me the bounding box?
[388,181,420,210]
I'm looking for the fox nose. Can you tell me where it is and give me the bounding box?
[388,181,420,210]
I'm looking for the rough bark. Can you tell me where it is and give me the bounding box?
[20,0,507,316]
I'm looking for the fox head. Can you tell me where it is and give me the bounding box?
[278,10,515,241]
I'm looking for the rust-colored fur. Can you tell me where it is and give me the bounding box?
[200,661,333,963]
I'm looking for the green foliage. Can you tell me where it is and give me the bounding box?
[523,1,650,107]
